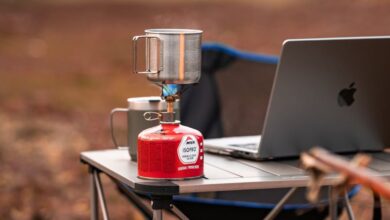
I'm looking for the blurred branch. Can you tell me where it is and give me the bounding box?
[301,147,390,202]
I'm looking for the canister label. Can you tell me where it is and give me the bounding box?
[178,135,199,164]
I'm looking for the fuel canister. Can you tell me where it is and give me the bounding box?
[137,112,204,180]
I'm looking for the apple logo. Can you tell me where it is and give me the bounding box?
[338,82,357,107]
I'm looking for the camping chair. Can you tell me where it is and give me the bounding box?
[116,43,360,219]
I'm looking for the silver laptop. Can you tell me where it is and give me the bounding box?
[205,36,390,160]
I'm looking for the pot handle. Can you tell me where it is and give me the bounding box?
[110,108,128,149]
[132,35,162,74]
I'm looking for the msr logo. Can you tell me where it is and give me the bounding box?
[178,135,199,164]
[185,137,195,145]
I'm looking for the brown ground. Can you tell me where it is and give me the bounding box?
[1,0,390,219]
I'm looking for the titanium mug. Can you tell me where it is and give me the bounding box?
[132,28,203,84]
[110,96,179,161]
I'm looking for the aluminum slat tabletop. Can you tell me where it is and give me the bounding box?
[80,149,390,195]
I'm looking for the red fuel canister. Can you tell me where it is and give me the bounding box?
[137,112,204,180]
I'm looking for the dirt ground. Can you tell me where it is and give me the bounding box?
[2,0,390,219]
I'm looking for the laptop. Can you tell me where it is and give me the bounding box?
[204,36,390,160]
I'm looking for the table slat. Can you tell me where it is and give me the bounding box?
[205,154,275,177]
[204,164,240,179]
[236,159,305,176]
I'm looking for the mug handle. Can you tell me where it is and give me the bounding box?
[110,108,129,149]
[132,35,162,74]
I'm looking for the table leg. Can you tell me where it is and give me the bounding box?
[89,167,98,220]
[264,187,298,220]
[115,181,153,218]
[328,186,338,220]
[170,204,189,220]
[151,196,167,220]
[152,209,163,220]
[93,169,110,220]
[149,195,189,220]
[373,193,382,220]
[343,191,355,220]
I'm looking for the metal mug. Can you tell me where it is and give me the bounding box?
[132,28,203,84]
[110,96,179,161]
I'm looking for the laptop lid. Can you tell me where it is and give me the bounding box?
[259,37,390,159]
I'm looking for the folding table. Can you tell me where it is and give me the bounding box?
[80,149,390,220]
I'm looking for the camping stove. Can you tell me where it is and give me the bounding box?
[132,28,204,179]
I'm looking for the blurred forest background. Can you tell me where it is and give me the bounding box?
[2,0,390,219]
